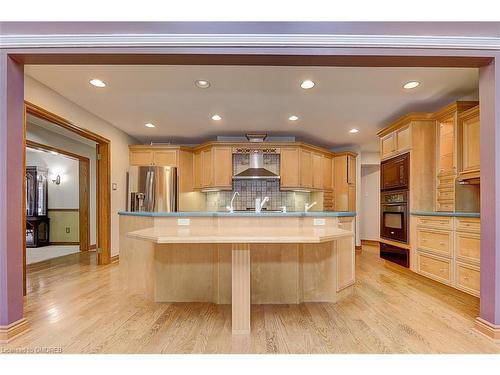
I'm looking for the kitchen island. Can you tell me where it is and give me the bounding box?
[119,211,356,334]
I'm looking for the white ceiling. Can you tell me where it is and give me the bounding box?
[25,65,479,152]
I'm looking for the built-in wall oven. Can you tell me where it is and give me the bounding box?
[380,189,409,267]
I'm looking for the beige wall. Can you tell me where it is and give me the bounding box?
[25,76,138,256]
[48,210,79,243]
[360,164,380,241]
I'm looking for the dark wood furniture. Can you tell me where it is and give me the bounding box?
[26,166,50,247]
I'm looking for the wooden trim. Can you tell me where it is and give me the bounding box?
[110,255,119,263]
[89,244,97,250]
[433,101,479,121]
[49,241,80,246]
[26,139,89,162]
[355,245,362,250]
[0,318,30,343]
[377,112,434,137]
[25,101,110,144]
[361,239,380,247]
[474,318,500,341]
[22,106,27,296]
[96,142,111,265]
[79,158,90,252]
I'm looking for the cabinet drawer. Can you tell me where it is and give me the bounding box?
[456,262,480,297]
[417,229,453,257]
[455,232,480,264]
[456,217,480,233]
[437,201,455,212]
[437,189,454,201]
[417,252,453,285]
[417,216,453,230]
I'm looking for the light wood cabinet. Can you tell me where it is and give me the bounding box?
[129,149,154,166]
[193,152,201,190]
[280,147,300,189]
[212,147,233,189]
[333,153,356,211]
[300,149,313,188]
[413,215,480,296]
[200,148,213,188]
[322,155,333,191]
[153,149,177,166]
[380,126,410,160]
[336,237,355,291]
[458,105,480,181]
[312,152,323,189]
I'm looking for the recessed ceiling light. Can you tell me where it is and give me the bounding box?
[145,123,156,128]
[89,79,106,88]
[49,150,59,155]
[300,80,315,89]
[195,80,211,89]
[288,115,299,121]
[403,81,420,89]
[349,128,359,134]
[211,114,222,121]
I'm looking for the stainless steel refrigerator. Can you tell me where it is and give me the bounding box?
[127,166,178,212]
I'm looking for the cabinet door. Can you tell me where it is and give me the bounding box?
[129,150,154,166]
[312,153,324,189]
[193,152,201,189]
[201,149,213,187]
[212,147,233,189]
[300,149,313,188]
[333,156,348,211]
[396,127,410,153]
[348,185,356,211]
[322,155,333,190]
[381,134,395,159]
[337,237,355,291]
[153,150,177,166]
[438,117,456,173]
[347,155,356,185]
[462,115,480,173]
[280,147,300,188]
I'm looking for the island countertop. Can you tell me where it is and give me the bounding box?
[118,210,356,218]
[127,225,353,244]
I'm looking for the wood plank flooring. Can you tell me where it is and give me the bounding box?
[2,245,500,353]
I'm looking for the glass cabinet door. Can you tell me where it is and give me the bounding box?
[37,173,47,216]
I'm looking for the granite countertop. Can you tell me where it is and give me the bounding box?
[118,211,357,218]
[411,211,480,218]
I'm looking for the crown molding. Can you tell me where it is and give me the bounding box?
[1,33,500,50]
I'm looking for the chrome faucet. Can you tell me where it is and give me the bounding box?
[305,201,317,212]
[255,196,270,213]
[226,191,240,213]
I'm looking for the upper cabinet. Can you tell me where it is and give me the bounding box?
[280,146,335,191]
[333,153,356,211]
[458,105,480,182]
[195,146,233,190]
[129,146,177,167]
[434,101,478,211]
[380,125,411,160]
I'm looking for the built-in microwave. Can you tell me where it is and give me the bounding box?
[381,153,409,191]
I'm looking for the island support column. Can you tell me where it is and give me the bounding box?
[232,243,251,334]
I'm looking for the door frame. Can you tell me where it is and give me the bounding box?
[25,139,91,249]
[24,101,111,270]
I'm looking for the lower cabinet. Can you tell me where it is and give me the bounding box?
[413,216,480,297]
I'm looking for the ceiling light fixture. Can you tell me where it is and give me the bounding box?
[89,79,106,88]
[403,81,420,89]
[288,115,299,121]
[195,80,211,89]
[300,80,315,89]
[211,114,222,121]
[349,128,359,134]
[145,123,156,128]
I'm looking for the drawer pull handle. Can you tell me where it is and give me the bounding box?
[422,239,427,242]
[439,242,445,245]
[440,269,447,273]
[464,276,470,280]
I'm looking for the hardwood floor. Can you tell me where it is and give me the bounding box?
[2,245,499,353]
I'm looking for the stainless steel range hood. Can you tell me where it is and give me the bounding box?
[233,151,280,180]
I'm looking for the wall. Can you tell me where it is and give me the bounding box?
[26,120,97,245]
[26,149,80,243]
[360,164,380,241]
[25,75,138,256]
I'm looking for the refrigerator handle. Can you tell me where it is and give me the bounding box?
[145,169,155,211]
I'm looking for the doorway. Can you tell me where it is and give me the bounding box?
[22,101,112,294]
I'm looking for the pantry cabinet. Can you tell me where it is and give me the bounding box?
[458,105,480,182]
[333,153,357,211]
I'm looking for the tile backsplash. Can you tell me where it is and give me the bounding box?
[206,180,310,212]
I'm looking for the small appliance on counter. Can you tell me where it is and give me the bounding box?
[127,166,178,212]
